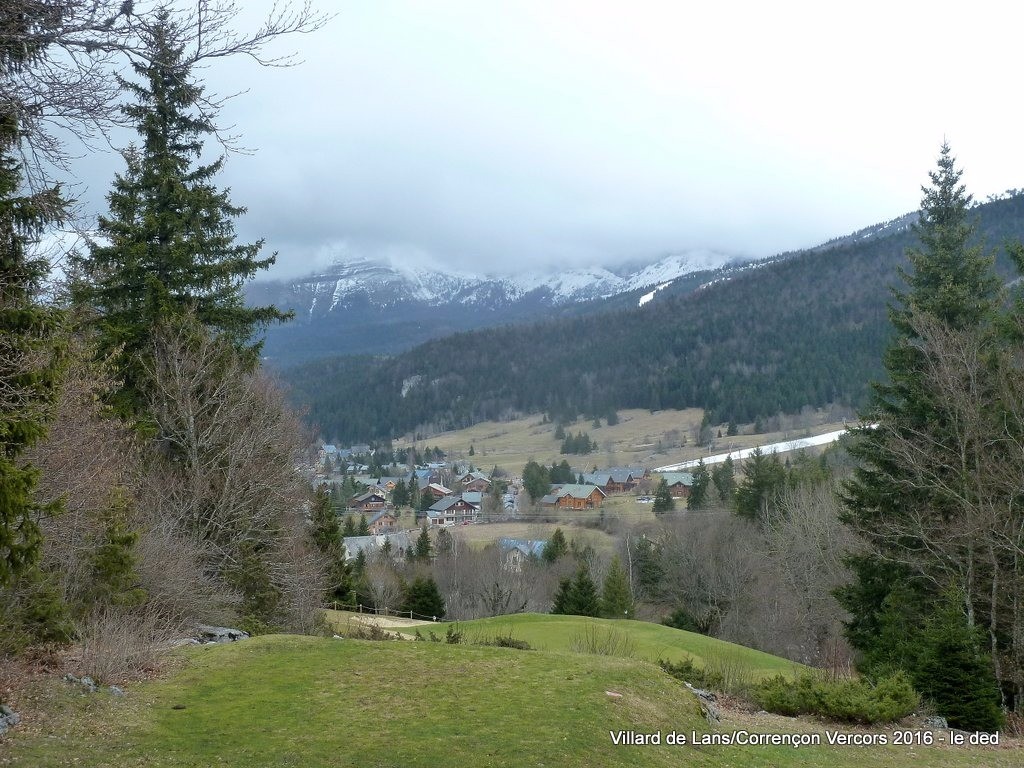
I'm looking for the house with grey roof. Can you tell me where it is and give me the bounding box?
[657,472,695,498]
[583,467,647,494]
[343,532,413,562]
[498,538,548,572]
[367,510,398,535]
[422,494,480,526]
[541,484,606,510]
[351,491,387,513]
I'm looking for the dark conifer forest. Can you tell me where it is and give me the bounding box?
[286,194,1024,443]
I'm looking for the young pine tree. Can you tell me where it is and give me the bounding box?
[542,528,569,563]
[551,576,573,615]
[687,460,711,510]
[711,456,736,503]
[600,555,634,618]
[309,487,353,603]
[71,16,290,419]
[408,478,420,511]
[414,524,432,561]
[86,488,146,609]
[734,447,786,520]
[551,565,600,617]
[522,460,550,502]
[915,593,1004,732]
[391,479,409,508]
[652,478,675,515]
[568,565,601,617]
[404,576,445,619]
[632,536,664,600]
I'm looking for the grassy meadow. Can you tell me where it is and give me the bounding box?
[2,633,1017,768]
[416,613,801,679]
[394,408,848,476]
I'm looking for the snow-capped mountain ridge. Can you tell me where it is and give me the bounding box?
[256,249,739,318]
[245,249,741,365]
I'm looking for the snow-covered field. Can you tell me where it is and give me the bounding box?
[653,427,854,471]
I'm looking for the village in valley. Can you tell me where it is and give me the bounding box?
[313,433,698,594]
[7,4,1024,765]
[306,402,859,611]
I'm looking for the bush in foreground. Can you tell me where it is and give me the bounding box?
[753,671,918,724]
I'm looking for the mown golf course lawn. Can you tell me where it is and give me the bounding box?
[1,633,1017,767]
[418,613,801,677]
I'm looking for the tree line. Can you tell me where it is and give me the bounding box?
[1,2,328,676]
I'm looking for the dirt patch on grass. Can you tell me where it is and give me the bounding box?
[325,610,439,641]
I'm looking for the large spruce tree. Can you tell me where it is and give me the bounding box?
[72,15,289,418]
[838,144,1004,710]
[0,17,66,586]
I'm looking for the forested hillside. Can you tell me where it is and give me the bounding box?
[289,194,1024,443]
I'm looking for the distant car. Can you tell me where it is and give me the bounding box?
[637,496,654,504]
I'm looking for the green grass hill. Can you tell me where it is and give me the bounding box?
[393,613,798,679]
[2,632,1016,767]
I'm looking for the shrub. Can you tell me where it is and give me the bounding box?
[337,620,400,641]
[660,651,758,696]
[568,625,636,657]
[753,671,918,724]
[477,633,532,650]
[913,594,1004,732]
[662,608,709,635]
[0,566,75,655]
[660,657,724,691]
[79,606,178,684]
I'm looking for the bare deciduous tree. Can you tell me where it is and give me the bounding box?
[363,562,404,615]
[655,493,856,667]
[853,311,1024,708]
[763,482,857,667]
[142,320,322,631]
[23,334,138,607]
[4,1,329,177]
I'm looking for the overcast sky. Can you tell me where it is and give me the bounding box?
[65,1,1024,279]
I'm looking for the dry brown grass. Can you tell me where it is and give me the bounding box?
[395,408,849,475]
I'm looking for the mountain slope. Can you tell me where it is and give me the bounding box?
[285,194,1024,443]
[247,250,736,364]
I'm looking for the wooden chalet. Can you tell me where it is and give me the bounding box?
[464,477,491,493]
[658,472,695,498]
[424,482,452,501]
[351,491,387,512]
[582,467,647,494]
[540,484,606,510]
[458,471,491,493]
[367,510,398,535]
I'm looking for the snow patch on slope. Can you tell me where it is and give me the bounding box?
[638,281,673,307]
